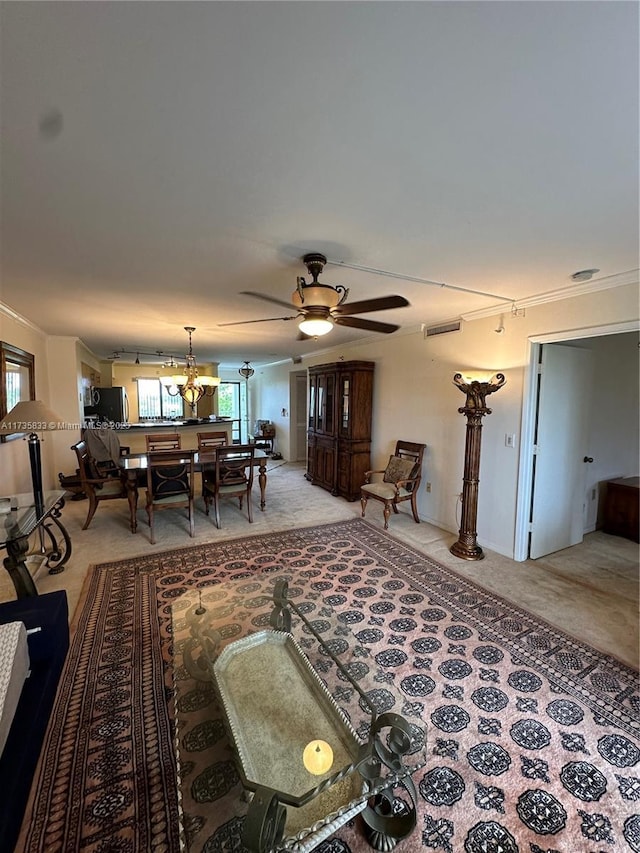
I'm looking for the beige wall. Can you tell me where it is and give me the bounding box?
[253,282,639,558]
[111,362,221,421]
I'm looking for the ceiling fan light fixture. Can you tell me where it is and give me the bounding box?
[298,314,334,337]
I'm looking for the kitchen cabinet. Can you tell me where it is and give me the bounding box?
[306,361,374,501]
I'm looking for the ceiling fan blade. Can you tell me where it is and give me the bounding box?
[334,316,400,334]
[241,291,296,311]
[218,316,297,327]
[332,295,409,315]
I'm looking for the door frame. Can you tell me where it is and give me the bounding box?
[513,319,639,561]
[289,369,308,462]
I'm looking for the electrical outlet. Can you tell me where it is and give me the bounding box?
[426,482,431,493]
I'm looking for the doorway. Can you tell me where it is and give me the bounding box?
[514,322,639,561]
[289,371,308,462]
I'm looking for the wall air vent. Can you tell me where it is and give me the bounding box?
[424,320,463,339]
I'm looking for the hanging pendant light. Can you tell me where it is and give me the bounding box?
[238,360,254,380]
[160,327,220,413]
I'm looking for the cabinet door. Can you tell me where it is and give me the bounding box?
[306,432,316,480]
[308,375,317,431]
[324,373,335,434]
[318,443,336,491]
[338,372,351,437]
[315,372,335,435]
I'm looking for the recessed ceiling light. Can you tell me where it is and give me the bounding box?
[571,268,600,282]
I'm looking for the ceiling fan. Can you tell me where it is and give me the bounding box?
[219,253,410,339]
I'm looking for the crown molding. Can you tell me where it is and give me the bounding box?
[460,268,639,322]
[0,300,45,334]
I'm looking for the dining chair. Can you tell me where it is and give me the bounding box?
[361,440,426,530]
[145,433,181,451]
[196,431,228,450]
[145,449,195,544]
[202,444,255,528]
[72,440,129,530]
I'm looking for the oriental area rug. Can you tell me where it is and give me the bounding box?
[18,520,640,853]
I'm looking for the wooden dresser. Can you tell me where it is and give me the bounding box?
[603,476,639,542]
[306,361,374,501]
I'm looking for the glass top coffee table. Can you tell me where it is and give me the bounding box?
[0,490,71,597]
[170,574,426,853]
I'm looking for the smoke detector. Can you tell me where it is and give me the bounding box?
[571,268,600,282]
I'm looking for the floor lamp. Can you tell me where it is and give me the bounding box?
[0,400,66,516]
[450,373,506,561]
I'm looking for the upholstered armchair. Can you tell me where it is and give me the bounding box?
[361,440,426,529]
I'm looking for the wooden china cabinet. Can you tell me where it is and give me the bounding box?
[306,361,374,501]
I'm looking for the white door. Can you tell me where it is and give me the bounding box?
[529,344,593,558]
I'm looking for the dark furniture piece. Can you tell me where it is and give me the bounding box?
[145,432,181,451]
[196,430,228,450]
[202,444,256,528]
[306,361,374,501]
[0,591,69,852]
[119,450,269,533]
[145,449,195,544]
[1,491,71,598]
[250,422,276,455]
[361,440,426,529]
[72,440,129,530]
[603,476,639,542]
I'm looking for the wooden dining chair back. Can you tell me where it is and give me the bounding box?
[360,440,426,529]
[202,444,255,528]
[72,440,128,530]
[197,431,228,450]
[145,433,181,451]
[145,449,195,544]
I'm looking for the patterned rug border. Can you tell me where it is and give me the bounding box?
[80,518,638,734]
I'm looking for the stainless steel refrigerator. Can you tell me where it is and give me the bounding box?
[93,386,129,423]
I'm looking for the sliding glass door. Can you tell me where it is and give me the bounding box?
[218,381,248,443]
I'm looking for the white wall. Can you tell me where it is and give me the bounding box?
[254,282,639,558]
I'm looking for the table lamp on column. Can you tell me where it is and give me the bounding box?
[0,400,65,517]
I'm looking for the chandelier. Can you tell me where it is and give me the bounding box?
[160,327,220,413]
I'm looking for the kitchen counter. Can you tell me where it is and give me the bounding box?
[115,420,238,452]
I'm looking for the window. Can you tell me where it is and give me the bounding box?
[137,378,184,419]
[1,342,35,441]
[6,365,21,412]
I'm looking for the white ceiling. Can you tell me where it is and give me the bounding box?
[1,1,638,368]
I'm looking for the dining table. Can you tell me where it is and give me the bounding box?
[118,449,269,534]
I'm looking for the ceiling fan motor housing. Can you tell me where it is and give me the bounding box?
[292,283,348,310]
[293,253,349,309]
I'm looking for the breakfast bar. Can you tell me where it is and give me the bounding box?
[114,418,238,454]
